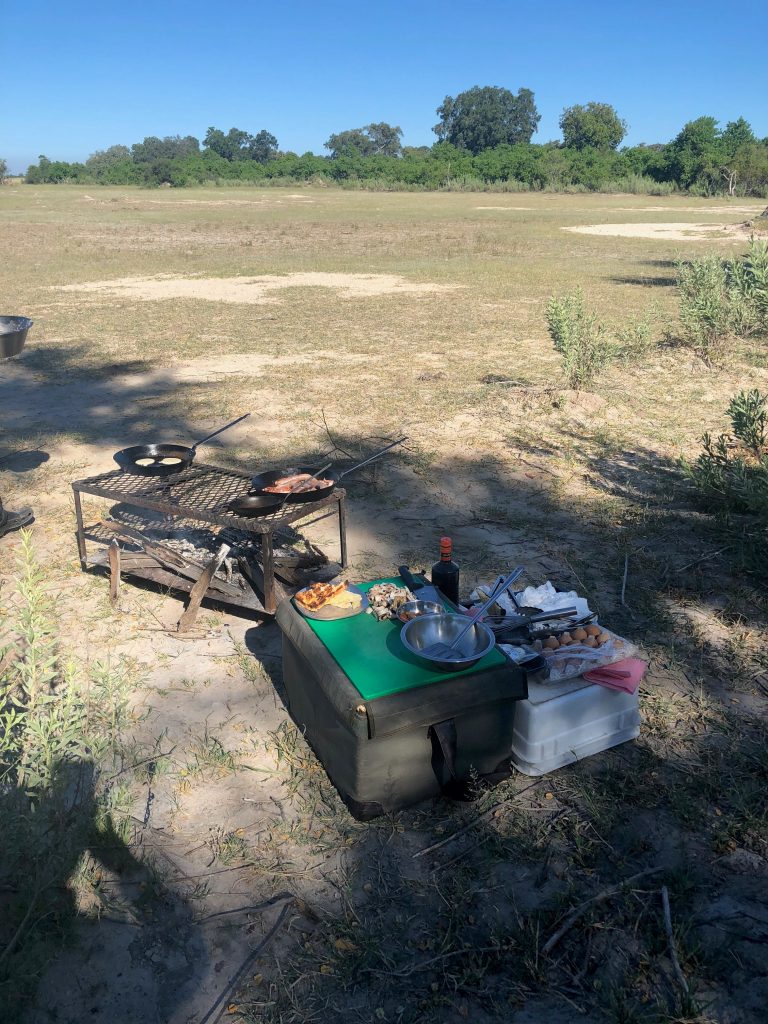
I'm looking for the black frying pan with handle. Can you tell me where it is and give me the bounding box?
[249,436,408,503]
[226,464,333,519]
[114,413,251,477]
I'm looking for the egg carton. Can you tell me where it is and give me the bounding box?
[501,626,637,684]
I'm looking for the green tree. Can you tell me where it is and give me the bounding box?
[246,130,278,163]
[0,157,7,178]
[664,116,722,190]
[364,122,403,157]
[721,117,756,157]
[203,127,251,161]
[131,135,199,163]
[433,85,540,154]
[325,123,402,158]
[559,102,627,150]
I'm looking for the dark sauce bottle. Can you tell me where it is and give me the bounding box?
[431,536,460,604]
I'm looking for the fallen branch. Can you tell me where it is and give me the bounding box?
[620,551,629,608]
[412,779,546,860]
[542,866,666,956]
[674,546,732,573]
[661,885,690,995]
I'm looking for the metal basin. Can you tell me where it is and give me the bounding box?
[400,613,496,672]
[396,600,444,623]
[0,316,33,359]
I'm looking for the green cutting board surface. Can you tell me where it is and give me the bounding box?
[299,577,507,700]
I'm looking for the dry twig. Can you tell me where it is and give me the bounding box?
[542,867,665,955]
[412,779,546,859]
[661,885,690,995]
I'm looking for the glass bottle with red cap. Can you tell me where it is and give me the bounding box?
[431,536,460,604]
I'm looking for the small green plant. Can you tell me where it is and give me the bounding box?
[676,254,732,362]
[614,306,660,359]
[545,288,613,389]
[684,390,768,572]
[727,388,767,452]
[676,239,768,363]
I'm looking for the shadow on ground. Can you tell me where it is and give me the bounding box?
[2,347,766,1023]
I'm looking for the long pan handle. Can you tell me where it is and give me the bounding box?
[450,567,525,649]
[337,436,408,480]
[192,412,251,451]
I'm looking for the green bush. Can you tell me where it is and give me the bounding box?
[676,254,733,361]
[675,240,768,362]
[614,306,661,359]
[727,388,767,452]
[545,288,613,389]
[685,389,768,573]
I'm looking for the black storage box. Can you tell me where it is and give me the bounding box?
[275,598,528,819]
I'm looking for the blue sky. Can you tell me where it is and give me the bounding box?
[4,0,767,172]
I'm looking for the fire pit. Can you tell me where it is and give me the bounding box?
[71,461,348,619]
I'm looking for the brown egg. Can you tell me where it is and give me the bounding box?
[597,631,611,645]
[583,636,598,648]
[558,632,574,645]
[585,625,601,637]
[543,636,560,650]
[572,627,588,642]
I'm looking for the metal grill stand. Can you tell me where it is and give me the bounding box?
[72,463,348,620]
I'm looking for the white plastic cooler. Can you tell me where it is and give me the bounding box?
[510,675,640,776]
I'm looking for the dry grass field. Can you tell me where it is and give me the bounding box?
[1,185,767,1024]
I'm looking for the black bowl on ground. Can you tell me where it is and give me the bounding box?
[0,316,33,359]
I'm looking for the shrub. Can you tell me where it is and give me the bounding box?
[614,306,661,359]
[676,254,733,361]
[676,239,768,362]
[684,389,768,573]
[545,288,613,389]
[727,388,767,452]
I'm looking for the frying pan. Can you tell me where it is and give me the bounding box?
[227,464,333,519]
[114,413,250,477]
[249,436,408,503]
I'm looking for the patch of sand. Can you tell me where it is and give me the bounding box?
[475,206,530,210]
[564,222,753,241]
[57,272,460,304]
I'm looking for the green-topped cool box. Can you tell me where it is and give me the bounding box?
[275,577,528,819]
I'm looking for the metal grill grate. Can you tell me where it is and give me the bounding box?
[72,464,344,533]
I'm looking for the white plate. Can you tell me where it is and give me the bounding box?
[293,584,369,621]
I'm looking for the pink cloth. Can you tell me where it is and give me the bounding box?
[583,658,647,694]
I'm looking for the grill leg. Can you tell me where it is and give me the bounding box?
[73,487,87,569]
[338,494,348,569]
[261,533,276,614]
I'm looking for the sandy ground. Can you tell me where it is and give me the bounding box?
[57,272,460,304]
[564,221,755,240]
[2,187,767,1024]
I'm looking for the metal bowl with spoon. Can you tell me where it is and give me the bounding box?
[400,568,524,672]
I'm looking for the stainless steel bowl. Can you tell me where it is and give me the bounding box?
[400,613,496,672]
[0,316,33,359]
[396,600,444,623]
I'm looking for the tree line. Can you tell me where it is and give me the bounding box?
[15,86,768,196]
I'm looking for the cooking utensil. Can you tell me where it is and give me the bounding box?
[250,436,408,503]
[400,613,496,673]
[396,600,444,623]
[0,316,33,359]
[406,568,523,666]
[397,565,444,605]
[227,463,333,518]
[114,413,250,477]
